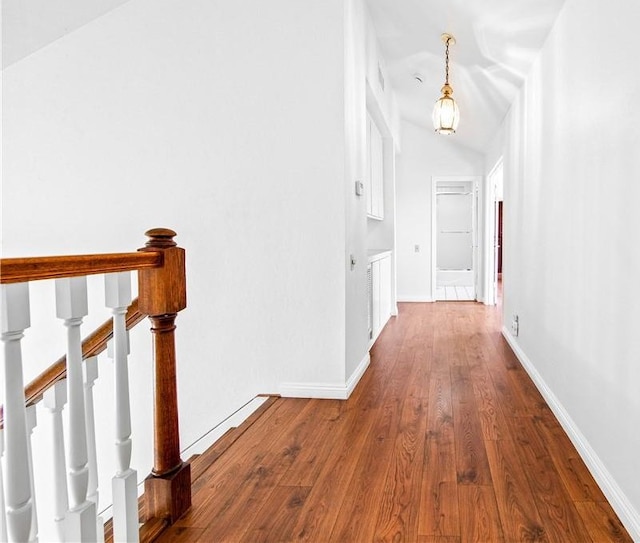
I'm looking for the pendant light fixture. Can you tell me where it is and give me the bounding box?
[432,33,459,134]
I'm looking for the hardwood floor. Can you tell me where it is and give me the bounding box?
[158,302,632,543]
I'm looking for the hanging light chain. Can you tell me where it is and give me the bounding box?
[444,37,451,86]
[433,33,459,134]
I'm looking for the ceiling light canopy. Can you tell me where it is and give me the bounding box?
[433,33,460,135]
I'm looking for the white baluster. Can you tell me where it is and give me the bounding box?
[82,356,104,543]
[25,405,39,542]
[42,380,69,543]
[105,273,138,542]
[1,429,8,543]
[0,282,34,543]
[55,277,97,541]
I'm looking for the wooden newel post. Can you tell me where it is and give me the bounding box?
[137,228,191,523]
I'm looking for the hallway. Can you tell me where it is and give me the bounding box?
[158,302,631,542]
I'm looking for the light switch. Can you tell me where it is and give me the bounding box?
[355,180,364,196]
[414,245,420,253]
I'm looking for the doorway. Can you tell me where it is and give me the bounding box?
[432,177,479,301]
[485,159,504,305]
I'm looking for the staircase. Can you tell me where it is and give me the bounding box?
[0,229,191,542]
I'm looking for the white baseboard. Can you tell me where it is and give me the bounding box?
[280,353,370,400]
[397,295,433,302]
[180,396,270,458]
[98,396,270,518]
[502,327,640,541]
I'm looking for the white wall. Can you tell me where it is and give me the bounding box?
[501,0,640,535]
[344,0,401,378]
[396,120,483,301]
[364,10,401,147]
[484,126,505,181]
[3,0,348,473]
[363,8,401,252]
[344,0,369,381]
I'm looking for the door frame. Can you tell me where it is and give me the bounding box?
[484,158,503,305]
[431,175,481,301]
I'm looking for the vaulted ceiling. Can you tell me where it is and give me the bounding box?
[366,0,567,152]
[4,0,566,153]
[1,0,132,68]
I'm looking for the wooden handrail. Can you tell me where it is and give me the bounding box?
[0,252,163,284]
[0,227,191,533]
[0,230,178,427]
[0,240,164,425]
[0,298,144,427]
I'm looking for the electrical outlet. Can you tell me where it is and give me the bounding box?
[512,315,519,337]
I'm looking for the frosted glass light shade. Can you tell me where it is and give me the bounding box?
[432,95,460,134]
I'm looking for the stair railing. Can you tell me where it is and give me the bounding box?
[0,228,191,542]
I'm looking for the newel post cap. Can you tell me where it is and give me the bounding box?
[144,228,178,248]
[138,228,186,315]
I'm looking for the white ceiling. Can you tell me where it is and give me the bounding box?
[366,0,567,152]
[2,0,132,68]
[3,0,565,153]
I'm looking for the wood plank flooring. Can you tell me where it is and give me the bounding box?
[157,302,632,543]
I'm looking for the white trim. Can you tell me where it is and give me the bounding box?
[484,158,503,306]
[431,178,437,300]
[280,353,370,400]
[397,295,433,303]
[98,396,270,518]
[502,328,640,541]
[368,249,393,263]
[180,396,270,458]
[346,353,371,396]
